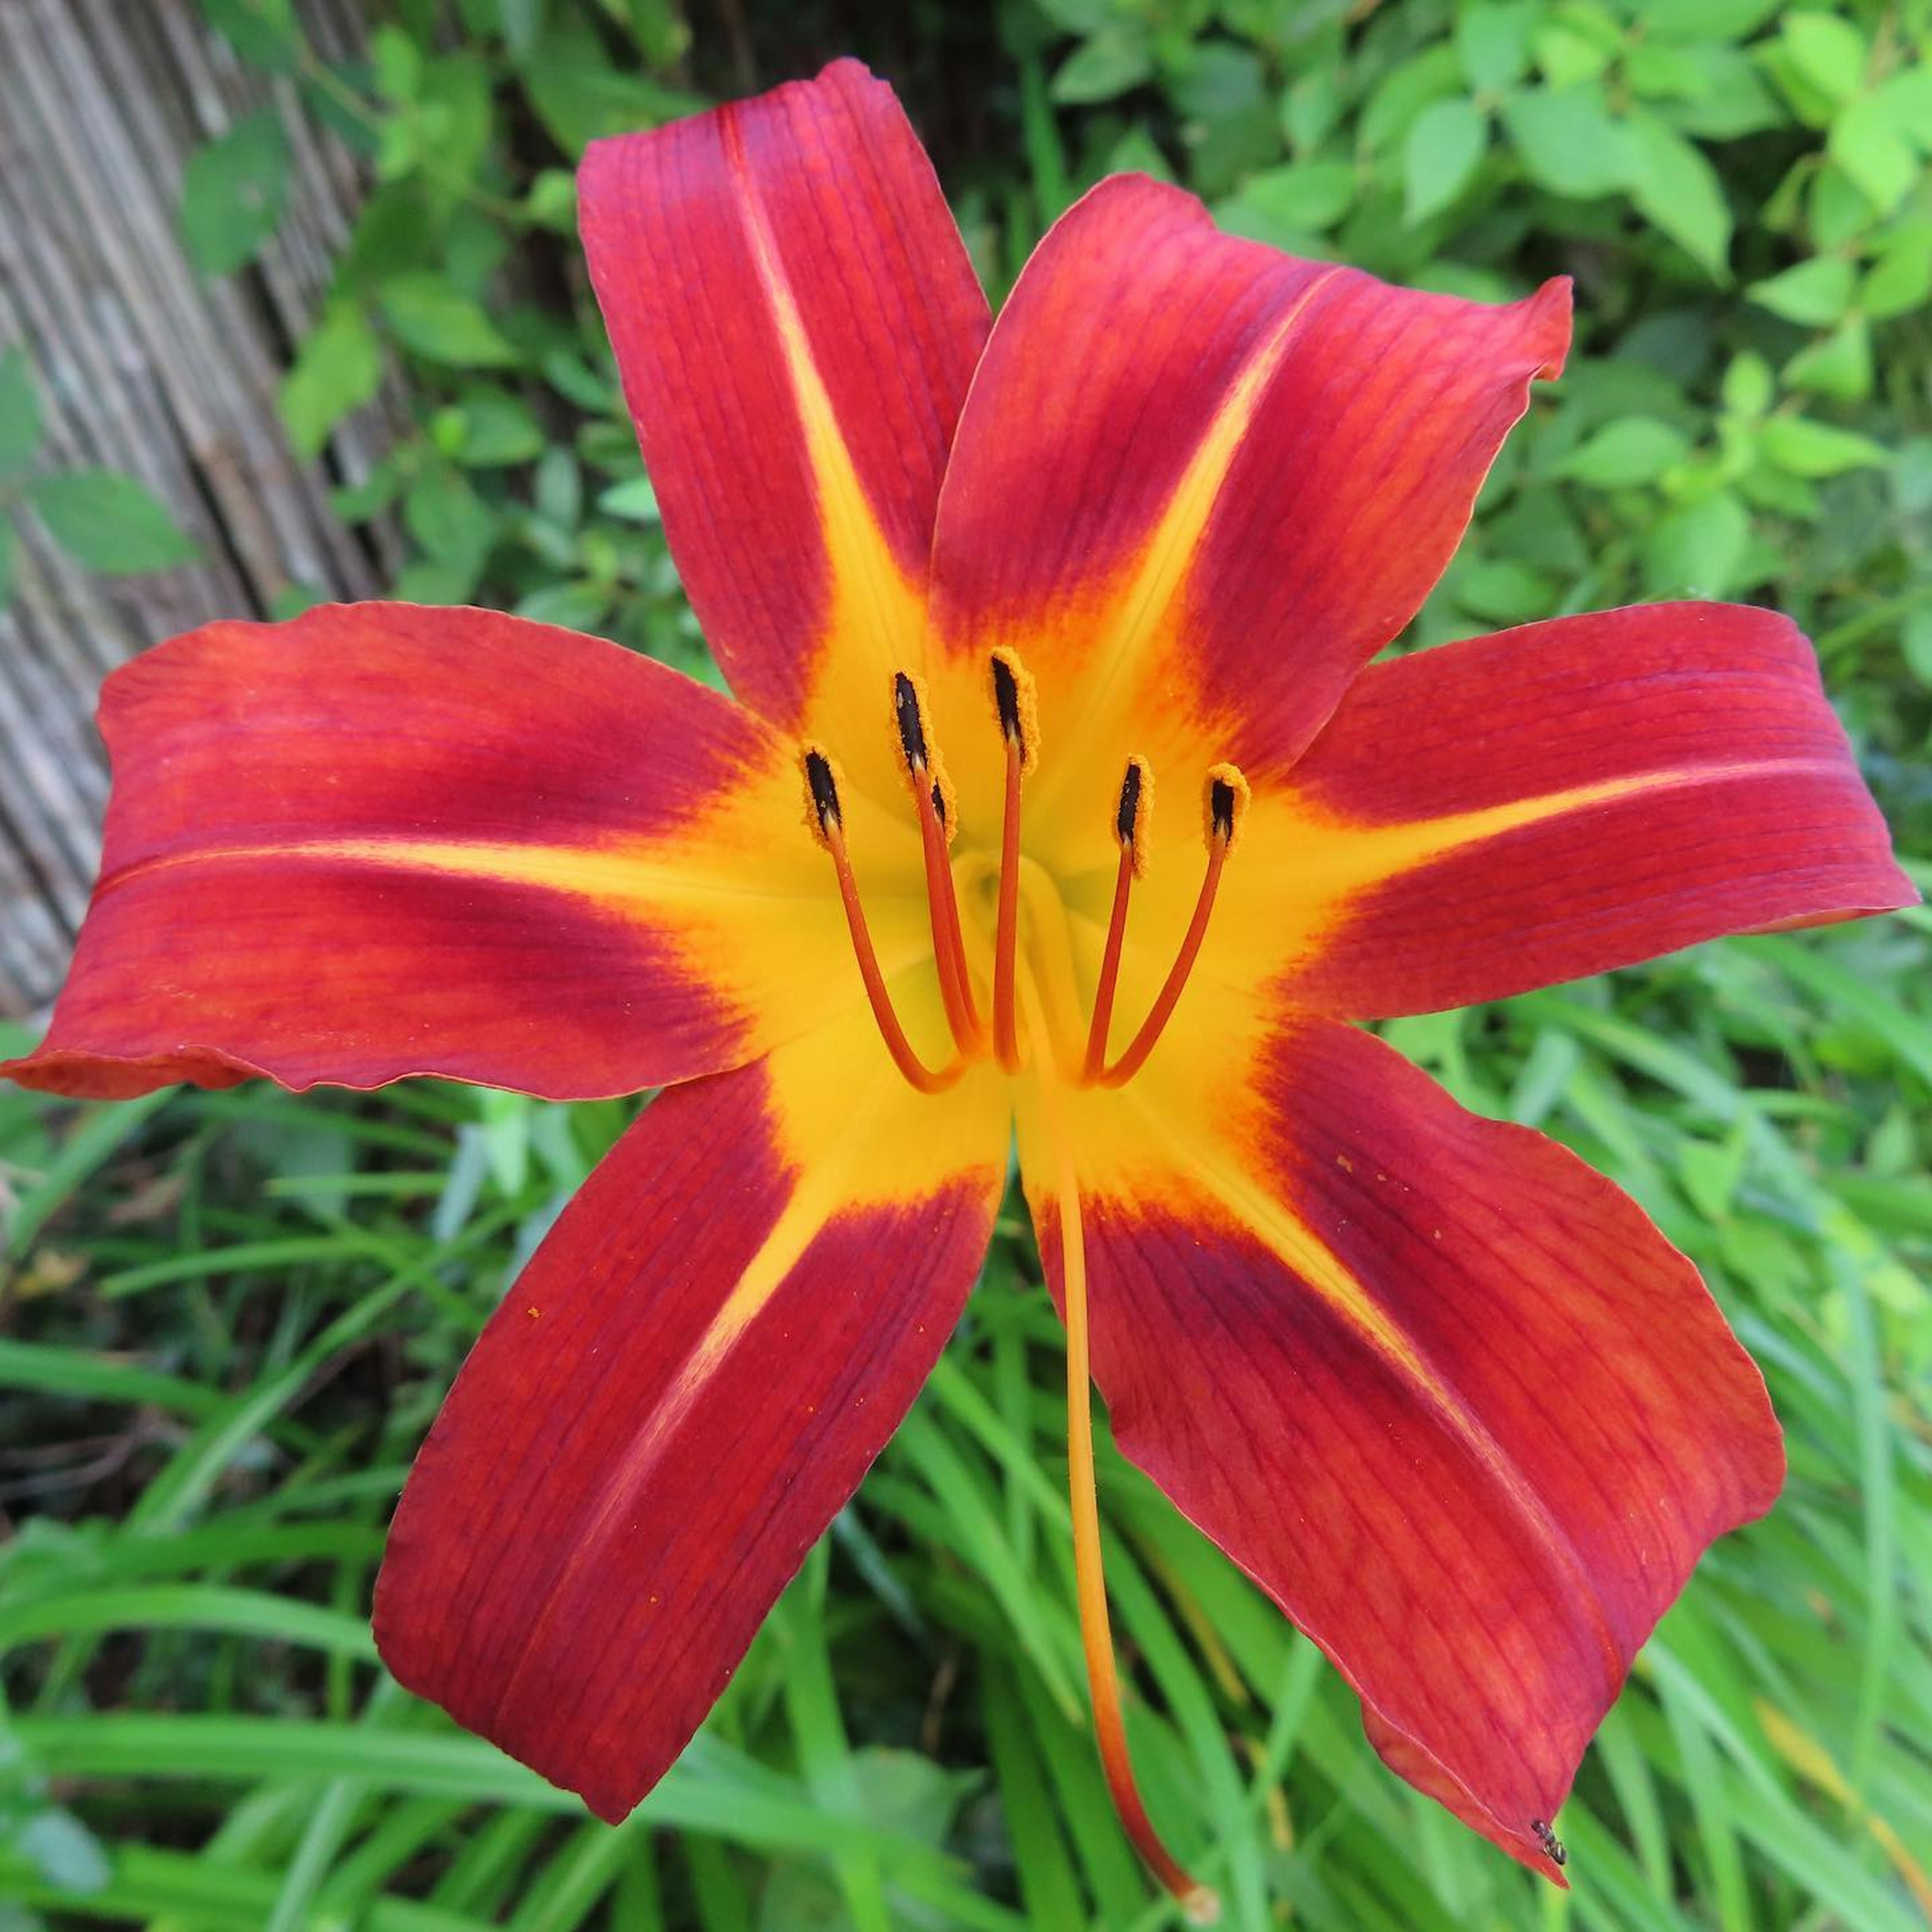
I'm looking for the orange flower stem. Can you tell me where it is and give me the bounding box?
[992,737,1024,1071]
[1081,843,1136,1084]
[914,778,984,1053]
[1050,1102,1220,1925]
[824,822,965,1096]
[1098,838,1227,1089]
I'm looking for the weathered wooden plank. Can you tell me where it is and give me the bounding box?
[0,0,404,1023]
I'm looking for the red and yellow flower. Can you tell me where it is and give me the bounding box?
[6,59,1913,1912]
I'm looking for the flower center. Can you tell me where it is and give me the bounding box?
[800,652,1248,1097]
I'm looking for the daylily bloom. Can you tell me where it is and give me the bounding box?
[6,57,1914,1913]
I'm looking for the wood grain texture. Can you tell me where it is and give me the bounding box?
[0,0,404,1020]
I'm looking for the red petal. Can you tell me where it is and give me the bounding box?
[376,1008,1007,1821]
[1023,1016,1782,1876]
[924,174,1567,837]
[1269,603,1918,1017]
[580,61,988,794]
[3,603,877,1101]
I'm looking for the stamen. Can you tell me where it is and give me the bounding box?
[891,672,983,1053]
[1094,763,1245,1089]
[988,649,1039,1073]
[1043,1056,1219,1924]
[1082,756,1151,1082]
[800,748,965,1096]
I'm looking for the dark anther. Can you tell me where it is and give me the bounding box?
[991,655,1025,760]
[1116,760,1144,845]
[1210,776,1238,843]
[893,671,929,772]
[805,749,842,837]
[931,780,947,828]
[1530,1820,1567,1868]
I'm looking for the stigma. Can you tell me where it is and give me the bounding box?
[800,661,1245,1097]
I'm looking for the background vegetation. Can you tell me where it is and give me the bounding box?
[3,0,1929,1926]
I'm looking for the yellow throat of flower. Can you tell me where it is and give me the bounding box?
[799,650,1249,1103]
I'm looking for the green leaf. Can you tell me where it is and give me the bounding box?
[1629,113,1732,278]
[1050,29,1153,105]
[434,388,544,466]
[1403,98,1488,224]
[517,25,702,154]
[1501,86,1636,197]
[1809,163,1875,248]
[28,471,198,575]
[1030,0,1108,28]
[1665,46,1784,138]
[180,110,291,278]
[1359,45,1460,152]
[1221,160,1356,243]
[1170,43,1277,197]
[369,23,423,103]
[1759,416,1890,477]
[1629,0,1781,38]
[378,273,518,367]
[497,0,545,55]
[1748,256,1854,326]
[1625,42,1709,101]
[1643,490,1749,596]
[1828,95,1916,214]
[1863,225,1932,320]
[1784,316,1872,403]
[279,304,383,458]
[0,520,13,611]
[1558,416,1692,488]
[1534,21,1613,88]
[403,467,497,589]
[200,0,302,72]
[597,476,660,524]
[1902,606,1932,688]
[514,581,611,630]
[1781,12,1867,103]
[1721,351,1774,418]
[1871,65,1932,146]
[1455,3,1532,94]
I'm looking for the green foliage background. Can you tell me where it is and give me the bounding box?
[3,1,1930,1926]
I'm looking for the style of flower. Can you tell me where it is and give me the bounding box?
[6,59,1913,1917]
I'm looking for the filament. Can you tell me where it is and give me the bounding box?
[894,671,983,1055]
[1093,768,1242,1090]
[914,775,984,1054]
[993,735,1024,1070]
[1082,758,1148,1082]
[802,748,965,1096]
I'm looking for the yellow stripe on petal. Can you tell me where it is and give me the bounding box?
[1163,755,1852,1017]
[724,121,929,797]
[1119,1083,1614,1664]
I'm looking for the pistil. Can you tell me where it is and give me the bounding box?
[801,748,965,1095]
[1033,984,1220,1925]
